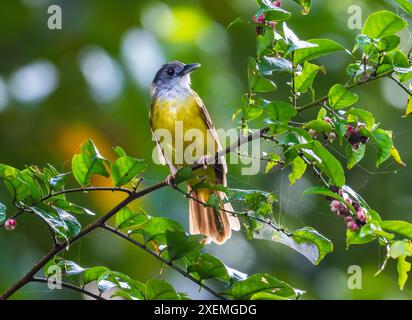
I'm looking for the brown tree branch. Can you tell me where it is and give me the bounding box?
[31,277,105,300]
[0,128,267,300]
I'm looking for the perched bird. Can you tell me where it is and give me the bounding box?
[150,61,240,244]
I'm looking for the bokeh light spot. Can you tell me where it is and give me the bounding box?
[9,60,59,105]
[78,45,124,105]
[121,28,165,89]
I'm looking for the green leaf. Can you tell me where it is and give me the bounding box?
[72,140,110,187]
[49,173,70,191]
[346,143,366,170]
[258,56,293,75]
[265,153,282,173]
[97,270,146,299]
[111,156,146,187]
[248,57,277,93]
[256,1,291,21]
[116,207,149,230]
[362,10,407,39]
[53,199,95,216]
[288,156,307,185]
[372,129,393,166]
[257,27,274,57]
[250,292,290,300]
[397,255,411,290]
[295,62,325,93]
[264,101,296,133]
[0,203,6,223]
[378,35,401,51]
[404,97,412,117]
[166,231,204,261]
[174,166,194,184]
[31,204,81,240]
[145,279,179,300]
[293,227,334,265]
[139,217,184,245]
[394,0,412,15]
[382,220,412,240]
[225,273,300,300]
[328,84,358,110]
[187,253,230,281]
[294,39,345,65]
[303,119,332,133]
[391,146,406,167]
[293,0,311,14]
[283,23,318,54]
[293,141,346,187]
[0,164,42,201]
[389,240,412,259]
[45,258,85,277]
[346,108,375,130]
[346,225,378,247]
[83,266,110,286]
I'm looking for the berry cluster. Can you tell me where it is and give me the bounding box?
[345,125,369,150]
[328,188,367,232]
[308,117,336,143]
[252,1,281,34]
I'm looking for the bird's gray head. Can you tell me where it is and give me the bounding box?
[151,61,201,97]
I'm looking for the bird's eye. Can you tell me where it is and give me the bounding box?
[167,68,175,76]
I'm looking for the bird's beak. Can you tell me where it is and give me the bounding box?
[181,63,201,76]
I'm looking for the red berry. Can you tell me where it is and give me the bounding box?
[324,117,332,124]
[258,14,265,24]
[347,125,354,136]
[356,208,366,223]
[347,221,359,232]
[273,0,281,7]
[344,216,355,224]
[4,219,17,231]
[330,200,340,213]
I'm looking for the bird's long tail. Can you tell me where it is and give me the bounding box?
[188,188,240,244]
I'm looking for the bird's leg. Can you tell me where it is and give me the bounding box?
[166,164,178,189]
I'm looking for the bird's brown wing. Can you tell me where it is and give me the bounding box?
[192,91,227,185]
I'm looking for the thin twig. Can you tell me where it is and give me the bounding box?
[0,186,133,228]
[389,75,412,96]
[31,277,105,300]
[297,70,395,113]
[101,225,226,300]
[174,186,291,236]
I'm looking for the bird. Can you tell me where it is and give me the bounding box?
[149,61,240,244]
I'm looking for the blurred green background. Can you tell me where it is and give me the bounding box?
[0,0,411,300]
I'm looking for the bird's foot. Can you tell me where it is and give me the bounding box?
[196,155,210,169]
[165,173,177,189]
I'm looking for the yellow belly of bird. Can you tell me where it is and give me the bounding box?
[151,96,216,166]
